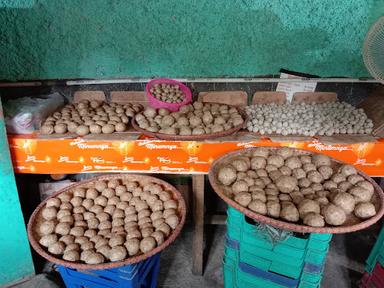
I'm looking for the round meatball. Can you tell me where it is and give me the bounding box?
[347,174,364,185]
[248,200,267,215]
[280,204,299,222]
[298,199,320,218]
[42,207,57,221]
[338,165,357,177]
[232,158,250,172]
[307,171,324,184]
[318,166,333,180]
[267,155,284,168]
[39,221,56,235]
[109,246,127,262]
[303,213,325,227]
[266,201,281,218]
[292,168,306,179]
[234,192,252,207]
[276,147,294,159]
[356,181,374,194]
[323,204,346,226]
[251,157,267,170]
[349,186,373,203]
[232,180,249,194]
[252,147,269,158]
[332,192,355,213]
[312,154,331,167]
[285,156,302,170]
[275,176,298,193]
[140,237,156,253]
[218,166,237,186]
[354,202,376,219]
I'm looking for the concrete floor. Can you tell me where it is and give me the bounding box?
[12,223,380,288]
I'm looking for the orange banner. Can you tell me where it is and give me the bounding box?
[8,135,384,176]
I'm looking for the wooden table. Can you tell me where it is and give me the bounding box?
[8,134,384,275]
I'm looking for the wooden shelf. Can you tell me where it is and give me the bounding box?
[8,133,384,176]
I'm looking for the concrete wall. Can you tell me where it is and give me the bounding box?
[0,1,383,78]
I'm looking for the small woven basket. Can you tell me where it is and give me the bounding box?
[146,78,192,112]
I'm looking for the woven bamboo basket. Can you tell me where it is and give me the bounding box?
[131,104,248,141]
[27,174,186,270]
[208,147,384,234]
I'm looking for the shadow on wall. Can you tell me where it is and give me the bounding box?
[0,1,381,80]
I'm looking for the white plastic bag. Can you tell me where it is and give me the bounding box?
[4,92,64,134]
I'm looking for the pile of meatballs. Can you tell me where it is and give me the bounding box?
[245,102,373,136]
[216,147,377,227]
[40,100,143,136]
[134,102,245,136]
[36,178,181,264]
[149,83,186,104]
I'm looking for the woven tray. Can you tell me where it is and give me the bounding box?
[27,174,186,270]
[131,104,248,141]
[208,147,384,234]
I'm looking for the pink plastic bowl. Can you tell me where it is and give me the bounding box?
[145,78,192,112]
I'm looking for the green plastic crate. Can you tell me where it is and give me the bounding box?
[236,269,292,288]
[240,244,305,279]
[366,252,384,273]
[301,269,324,284]
[241,241,306,264]
[227,207,332,250]
[223,259,236,288]
[225,245,239,263]
[304,248,329,266]
[226,206,329,285]
[223,243,324,288]
[366,225,384,272]
[298,280,321,288]
[226,224,242,242]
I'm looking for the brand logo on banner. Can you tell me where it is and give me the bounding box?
[70,139,110,150]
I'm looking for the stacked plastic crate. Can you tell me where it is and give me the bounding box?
[361,226,384,287]
[224,207,332,288]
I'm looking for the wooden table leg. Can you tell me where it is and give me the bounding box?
[192,174,205,275]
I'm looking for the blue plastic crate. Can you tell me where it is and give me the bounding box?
[58,253,160,288]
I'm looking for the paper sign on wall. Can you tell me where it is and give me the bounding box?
[276,72,317,102]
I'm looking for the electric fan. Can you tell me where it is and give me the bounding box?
[363,16,384,83]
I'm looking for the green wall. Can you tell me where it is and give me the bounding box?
[0,100,34,285]
[0,0,383,80]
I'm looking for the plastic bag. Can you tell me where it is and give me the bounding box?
[4,92,64,134]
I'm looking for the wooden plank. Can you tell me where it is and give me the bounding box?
[198,91,248,107]
[0,98,35,286]
[192,174,205,275]
[292,92,338,103]
[73,91,106,103]
[252,91,286,104]
[110,91,148,106]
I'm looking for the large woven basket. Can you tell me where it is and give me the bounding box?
[131,103,248,141]
[27,174,186,270]
[208,147,384,234]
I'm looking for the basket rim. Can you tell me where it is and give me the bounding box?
[208,147,384,234]
[145,78,192,108]
[27,173,187,270]
[131,103,249,141]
